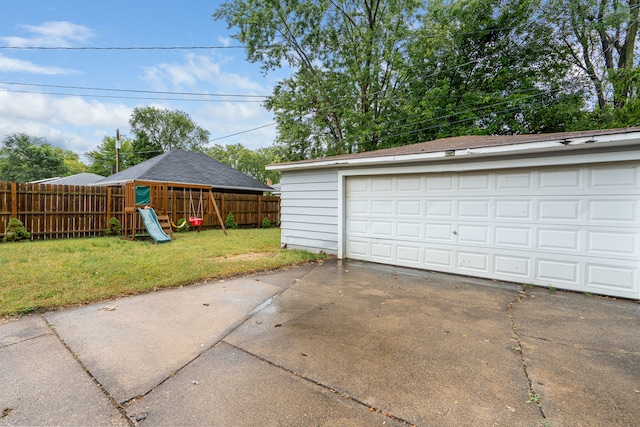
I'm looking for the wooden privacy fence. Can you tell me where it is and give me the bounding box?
[0,181,280,240]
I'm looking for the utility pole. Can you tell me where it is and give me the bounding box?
[115,128,121,173]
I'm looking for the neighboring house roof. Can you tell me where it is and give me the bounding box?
[268,127,640,171]
[269,183,282,194]
[96,149,273,193]
[32,173,106,186]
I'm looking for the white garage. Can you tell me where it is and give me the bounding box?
[268,128,640,299]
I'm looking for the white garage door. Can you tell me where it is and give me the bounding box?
[345,162,640,299]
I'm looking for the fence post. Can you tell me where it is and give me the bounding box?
[11,182,17,218]
[257,195,262,227]
[106,186,112,226]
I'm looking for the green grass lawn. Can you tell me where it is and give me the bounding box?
[0,228,324,318]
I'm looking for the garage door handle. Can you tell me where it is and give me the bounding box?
[452,230,457,235]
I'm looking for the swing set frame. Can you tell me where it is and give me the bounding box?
[122,180,227,240]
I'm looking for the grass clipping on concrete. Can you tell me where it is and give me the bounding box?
[0,228,324,318]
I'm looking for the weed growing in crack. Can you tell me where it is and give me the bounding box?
[528,392,542,405]
[547,286,556,292]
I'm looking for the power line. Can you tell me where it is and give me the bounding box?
[209,123,277,142]
[0,45,245,50]
[0,88,265,102]
[0,81,269,98]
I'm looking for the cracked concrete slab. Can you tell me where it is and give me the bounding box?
[0,317,127,426]
[513,288,640,426]
[1,260,637,426]
[45,263,316,404]
[225,260,541,426]
[126,342,405,426]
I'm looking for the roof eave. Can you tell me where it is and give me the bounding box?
[266,132,640,172]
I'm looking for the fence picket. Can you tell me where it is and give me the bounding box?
[0,181,280,240]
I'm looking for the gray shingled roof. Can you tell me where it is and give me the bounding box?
[96,150,272,193]
[270,127,640,167]
[36,172,106,186]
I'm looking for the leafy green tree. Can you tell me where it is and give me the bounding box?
[85,136,134,176]
[0,133,69,182]
[129,107,210,155]
[215,0,422,160]
[55,148,88,175]
[207,143,281,184]
[398,0,586,141]
[546,0,639,111]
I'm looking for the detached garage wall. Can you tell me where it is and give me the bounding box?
[273,132,640,299]
[280,169,339,253]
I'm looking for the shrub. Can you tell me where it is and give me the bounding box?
[104,217,122,236]
[225,212,238,229]
[261,217,271,228]
[4,218,30,242]
[175,217,190,232]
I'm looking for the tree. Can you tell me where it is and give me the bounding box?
[207,143,281,184]
[0,133,69,182]
[215,0,422,160]
[55,148,88,175]
[129,107,210,157]
[546,0,639,111]
[398,0,587,141]
[85,136,134,176]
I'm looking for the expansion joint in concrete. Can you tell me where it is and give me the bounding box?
[225,342,416,427]
[506,289,548,423]
[40,315,136,427]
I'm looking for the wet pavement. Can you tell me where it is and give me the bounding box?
[1,259,638,426]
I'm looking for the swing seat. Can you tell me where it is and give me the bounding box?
[189,216,203,226]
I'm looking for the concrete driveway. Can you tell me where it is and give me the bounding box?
[1,259,638,426]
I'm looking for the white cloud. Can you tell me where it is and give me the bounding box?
[1,21,94,47]
[0,55,79,74]
[0,90,131,155]
[142,53,266,93]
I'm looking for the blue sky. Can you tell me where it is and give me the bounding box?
[0,0,284,160]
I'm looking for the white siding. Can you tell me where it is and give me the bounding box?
[280,169,339,253]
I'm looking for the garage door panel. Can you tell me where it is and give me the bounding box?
[589,163,639,189]
[397,200,421,216]
[346,218,368,235]
[457,225,490,245]
[587,264,637,293]
[495,226,531,248]
[397,222,422,239]
[540,168,582,189]
[459,173,490,190]
[426,223,454,241]
[496,172,533,190]
[587,230,639,258]
[426,200,454,218]
[495,255,531,279]
[538,199,582,222]
[495,200,532,220]
[425,174,453,191]
[588,199,639,223]
[456,251,490,273]
[371,200,393,215]
[345,164,640,299]
[537,228,581,252]
[396,245,421,264]
[425,248,453,268]
[458,200,490,219]
[371,221,393,237]
[535,259,580,285]
[370,242,393,261]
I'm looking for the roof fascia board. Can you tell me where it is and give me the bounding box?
[267,132,640,172]
[336,147,640,178]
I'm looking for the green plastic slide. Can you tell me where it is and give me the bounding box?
[136,208,171,243]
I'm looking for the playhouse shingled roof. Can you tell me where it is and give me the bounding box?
[96,150,273,193]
